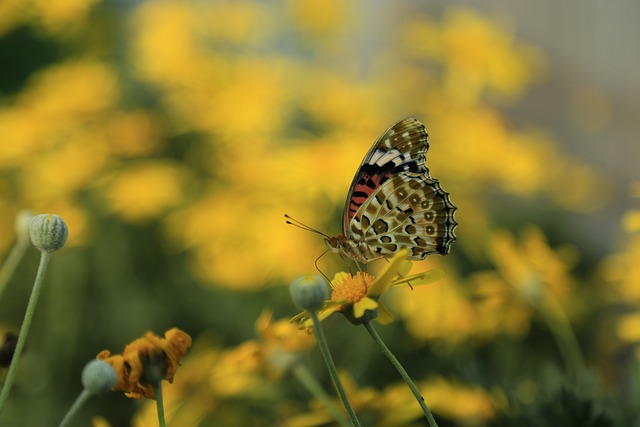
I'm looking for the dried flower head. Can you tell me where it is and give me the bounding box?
[96,327,192,399]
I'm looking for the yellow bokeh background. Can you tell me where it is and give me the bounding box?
[0,1,637,426]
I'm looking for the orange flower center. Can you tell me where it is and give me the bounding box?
[331,272,375,307]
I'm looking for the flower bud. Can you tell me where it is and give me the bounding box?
[29,214,68,252]
[290,275,329,311]
[82,360,118,395]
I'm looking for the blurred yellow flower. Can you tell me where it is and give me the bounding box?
[395,266,476,343]
[131,312,313,425]
[622,210,640,233]
[32,0,99,34]
[284,372,417,427]
[0,60,118,170]
[285,372,494,427]
[131,1,285,138]
[621,182,640,233]
[91,416,112,427]
[96,328,192,400]
[600,196,640,356]
[21,135,109,201]
[0,0,24,34]
[255,309,316,377]
[287,0,347,39]
[103,161,188,223]
[617,313,640,343]
[421,376,495,422]
[471,226,578,337]
[22,60,117,118]
[104,111,162,158]
[402,7,544,102]
[162,136,364,289]
[600,183,640,304]
[163,189,320,289]
[197,57,289,139]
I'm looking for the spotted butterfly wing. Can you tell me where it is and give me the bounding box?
[326,118,457,263]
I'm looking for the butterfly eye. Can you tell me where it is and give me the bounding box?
[325,237,338,249]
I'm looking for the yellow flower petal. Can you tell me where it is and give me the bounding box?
[353,297,378,318]
[376,300,395,325]
[331,271,350,286]
[369,249,410,297]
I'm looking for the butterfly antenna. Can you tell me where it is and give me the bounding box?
[284,214,331,239]
[285,214,332,282]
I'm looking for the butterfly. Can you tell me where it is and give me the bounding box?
[324,118,457,263]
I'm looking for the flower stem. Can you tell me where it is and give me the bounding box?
[363,320,438,427]
[536,291,586,382]
[154,384,167,427]
[292,364,351,427]
[58,389,91,427]
[309,311,361,427]
[0,238,30,302]
[0,251,51,414]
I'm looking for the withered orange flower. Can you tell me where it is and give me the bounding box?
[96,327,192,399]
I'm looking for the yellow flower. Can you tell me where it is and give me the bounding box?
[96,328,192,400]
[395,267,476,343]
[292,249,445,327]
[102,161,188,223]
[255,309,316,377]
[471,226,578,337]
[420,376,495,422]
[287,0,346,38]
[284,372,494,427]
[283,371,411,427]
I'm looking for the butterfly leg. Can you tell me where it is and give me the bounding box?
[313,249,333,284]
[381,258,414,290]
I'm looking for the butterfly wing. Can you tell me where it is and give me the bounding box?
[342,118,457,261]
[342,118,432,235]
[349,173,457,260]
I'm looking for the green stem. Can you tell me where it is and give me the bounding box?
[536,292,586,382]
[0,251,51,414]
[154,384,167,427]
[0,239,30,302]
[363,321,438,427]
[58,389,91,427]
[292,364,350,427]
[309,311,361,427]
